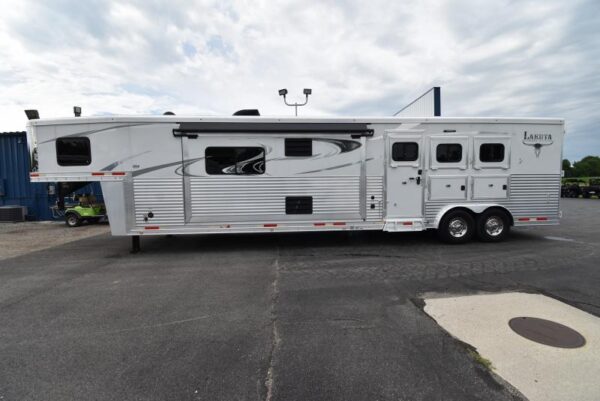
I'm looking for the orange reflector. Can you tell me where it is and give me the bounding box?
[402,222,413,226]
[111,172,126,176]
[144,226,160,230]
[332,222,346,226]
[536,217,548,221]
[313,223,326,226]
[518,217,530,222]
[264,223,277,228]
[91,172,105,176]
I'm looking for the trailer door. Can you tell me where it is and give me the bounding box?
[385,132,424,218]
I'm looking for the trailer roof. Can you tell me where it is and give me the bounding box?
[27,115,565,127]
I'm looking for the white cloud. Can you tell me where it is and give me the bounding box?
[0,0,598,159]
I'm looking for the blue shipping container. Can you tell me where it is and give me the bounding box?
[0,131,102,220]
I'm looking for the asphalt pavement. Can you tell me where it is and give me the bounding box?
[0,198,598,401]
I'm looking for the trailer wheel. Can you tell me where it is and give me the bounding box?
[437,210,475,244]
[65,213,81,227]
[476,209,510,242]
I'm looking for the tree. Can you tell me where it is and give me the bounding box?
[572,156,600,178]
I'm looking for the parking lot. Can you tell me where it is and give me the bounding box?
[0,198,598,401]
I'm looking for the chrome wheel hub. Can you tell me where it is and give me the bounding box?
[448,217,468,238]
[485,217,504,237]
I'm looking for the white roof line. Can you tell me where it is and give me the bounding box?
[28,115,565,127]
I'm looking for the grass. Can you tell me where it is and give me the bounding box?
[468,349,494,371]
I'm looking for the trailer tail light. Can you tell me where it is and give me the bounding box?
[111,172,126,176]
[332,222,346,226]
[91,172,105,176]
[144,226,160,230]
[264,223,277,228]
[402,222,413,226]
[30,172,39,177]
[518,217,530,222]
[536,217,548,221]
[313,223,326,226]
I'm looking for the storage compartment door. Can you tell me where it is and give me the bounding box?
[428,176,467,200]
[472,176,508,199]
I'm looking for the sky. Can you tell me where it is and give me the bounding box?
[0,0,598,160]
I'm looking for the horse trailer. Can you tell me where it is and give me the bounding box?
[26,114,564,250]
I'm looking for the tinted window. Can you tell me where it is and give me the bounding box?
[205,147,265,175]
[56,137,91,166]
[436,143,462,163]
[480,143,505,163]
[285,138,312,156]
[392,142,419,162]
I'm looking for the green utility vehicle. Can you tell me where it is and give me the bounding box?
[64,194,106,227]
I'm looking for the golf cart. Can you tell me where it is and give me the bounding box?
[64,193,106,227]
[50,182,107,227]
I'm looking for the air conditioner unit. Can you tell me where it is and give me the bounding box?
[0,205,28,222]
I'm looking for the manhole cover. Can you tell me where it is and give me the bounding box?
[508,317,586,348]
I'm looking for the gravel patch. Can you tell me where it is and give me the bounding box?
[0,221,110,261]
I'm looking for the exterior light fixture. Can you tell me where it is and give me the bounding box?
[278,88,312,116]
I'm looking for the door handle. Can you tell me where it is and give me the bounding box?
[416,177,421,185]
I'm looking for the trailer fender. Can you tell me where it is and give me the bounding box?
[433,204,513,229]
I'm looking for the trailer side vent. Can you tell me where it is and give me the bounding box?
[285,138,312,157]
[285,196,313,214]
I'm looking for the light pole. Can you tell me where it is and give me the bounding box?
[278,88,312,116]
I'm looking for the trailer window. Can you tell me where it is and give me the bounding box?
[285,138,312,156]
[479,143,505,162]
[205,147,265,175]
[392,142,419,162]
[436,144,462,163]
[56,137,91,166]
[285,196,313,214]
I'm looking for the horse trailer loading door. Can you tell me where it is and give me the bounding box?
[385,132,424,219]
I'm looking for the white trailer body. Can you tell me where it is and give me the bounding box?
[27,116,564,243]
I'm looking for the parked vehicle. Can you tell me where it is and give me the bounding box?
[582,179,600,199]
[26,113,565,249]
[561,179,583,198]
[64,194,106,227]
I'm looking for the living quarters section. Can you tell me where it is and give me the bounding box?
[178,129,384,230]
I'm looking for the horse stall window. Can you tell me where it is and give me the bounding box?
[392,142,419,161]
[479,143,505,162]
[56,137,91,166]
[285,138,312,156]
[436,143,463,163]
[205,147,265,175]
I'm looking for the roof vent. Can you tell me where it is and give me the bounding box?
[233,109,260,116]
[163,111,175,115]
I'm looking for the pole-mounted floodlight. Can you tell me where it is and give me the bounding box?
[278,88,312,116]
[73,106,82,117]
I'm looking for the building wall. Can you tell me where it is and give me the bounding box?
[0,132,102,220]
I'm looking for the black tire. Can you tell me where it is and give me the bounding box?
[65,213,81,227]
[437,210,475,244]
[476,209,511,242]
